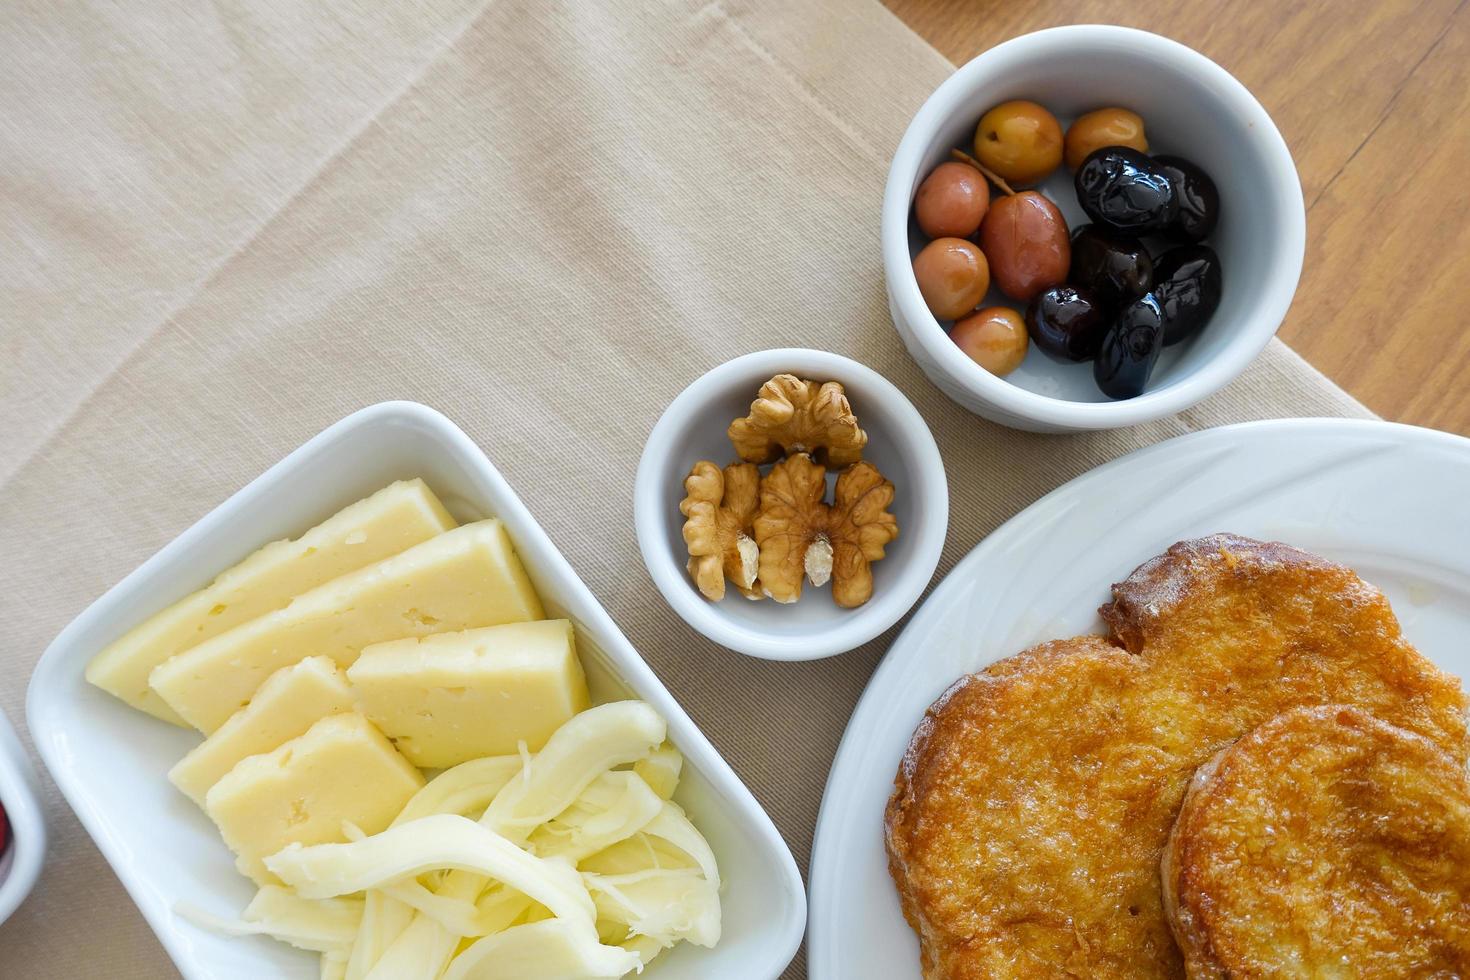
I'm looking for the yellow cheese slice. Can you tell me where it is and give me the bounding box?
[204,712,424,884]
[151,520,545,732]
[347,620,589,768]
[86,479,455,726]
[168,656,358,806]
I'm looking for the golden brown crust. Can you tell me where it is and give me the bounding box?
[887,637,1154,979]
[1163,706,1470,978]
[886,534,1469,979]
[1158,747,1227,979]
[1101,533,1469,761]
[1100,534,1333,654]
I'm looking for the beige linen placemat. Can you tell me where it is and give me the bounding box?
[0,0,1370,976]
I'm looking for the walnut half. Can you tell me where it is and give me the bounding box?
[827,458,900,609]
[753,454,898,608]
[679,461,762,601]
[727,375,868,467]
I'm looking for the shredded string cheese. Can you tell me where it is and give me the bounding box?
[370,701,669,975]
[480,702,666,841]
[264,813,594,925]
[192,699,718,978]
[632,743,683,800]
[440,919,641,980]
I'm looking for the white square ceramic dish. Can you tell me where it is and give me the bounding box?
[27,401,805,980]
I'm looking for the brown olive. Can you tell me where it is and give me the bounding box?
[974,101,1063,186]
[913,237,990,320]
[1064,107,1147,171]
[915,161,990,239]
[952,307,1028,377]
[978,191,1070,302]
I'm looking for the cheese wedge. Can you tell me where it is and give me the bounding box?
[348,620,589,768]
[151,520,545,732]
[86,479,455,726]
[168,656,358,805]
[204,712,424,884]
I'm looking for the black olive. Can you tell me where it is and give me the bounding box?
[1025,285,1108,362]
[1153,244,1223,346]
[1069,224,1153,313]
[1094,294,1165,399]
[1074,146,1178,236]
[1154,155,1219,242]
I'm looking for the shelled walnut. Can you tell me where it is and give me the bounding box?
[679,374,899,609]
[754,454,897,607]
[679,461,762,601]
[728,374,867,467]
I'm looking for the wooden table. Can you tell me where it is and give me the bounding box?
[885,0,1470,435]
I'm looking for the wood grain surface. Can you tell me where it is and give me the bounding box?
[884,0,1470,435]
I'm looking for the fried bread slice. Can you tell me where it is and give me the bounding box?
[1102,535,1469,777]
[885,535,1468,979]
[888,637,1163,978]
[1163,705,1470,978]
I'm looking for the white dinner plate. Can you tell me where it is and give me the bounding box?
[807,418,1470,978]
[28,402,804,980]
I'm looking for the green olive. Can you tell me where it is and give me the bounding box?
[974,101,1063,186]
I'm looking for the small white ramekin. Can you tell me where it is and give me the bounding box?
[0,705,45,927]
[636,349,948,661]
[885,25,1306,432]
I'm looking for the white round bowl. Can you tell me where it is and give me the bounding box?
[884,25,1306,432]
[0,706,45,927]
[635,349,948,661]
